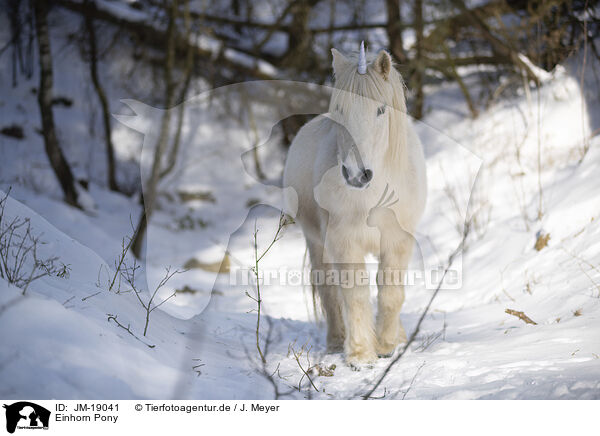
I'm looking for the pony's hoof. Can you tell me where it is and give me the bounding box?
[348,361,374,371]
[346,351,377,371]
[376,344,397,358]
[376,339,403,357]
[377,351,394,358]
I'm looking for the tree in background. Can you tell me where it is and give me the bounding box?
[32,0,81,209]
[6,0,597,213]
[84,0,120,192]
[130,0,196,258]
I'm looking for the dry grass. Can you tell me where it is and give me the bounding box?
[505,308,537,325]
[534,232,550,251]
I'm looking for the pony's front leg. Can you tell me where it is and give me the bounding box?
[327,242,377,369]
[341,279,377,369]
[376,236,413,357]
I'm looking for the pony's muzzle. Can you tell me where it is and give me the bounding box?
[342,165,373,189]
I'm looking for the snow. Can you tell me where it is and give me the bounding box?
[1,8,599,400]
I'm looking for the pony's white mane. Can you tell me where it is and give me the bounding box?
[329,50,408,162]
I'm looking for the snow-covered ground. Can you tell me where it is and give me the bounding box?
[1,9,599,399]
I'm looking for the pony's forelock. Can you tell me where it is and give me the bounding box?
[329,49,408,161]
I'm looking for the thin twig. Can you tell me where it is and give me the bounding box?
[81,291,101,301]
[400,361,426,400]
[248,213,292,364]
[107,313,155,348]
[109,234,134,293]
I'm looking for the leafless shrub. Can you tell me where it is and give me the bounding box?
[242,213,298,399]
[94,217,139,293]
[120,259,181,337]
[288,340,319,394]
[243,317,295,399]
[246,212,293,363]
[102,222,181,345]
[0,189,70,294]
[108,232,135,293]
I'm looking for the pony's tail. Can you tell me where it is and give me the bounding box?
[301,244,321,323]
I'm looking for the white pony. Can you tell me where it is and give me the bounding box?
[283,42,427,368]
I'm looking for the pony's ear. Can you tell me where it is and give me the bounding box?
[331,48,349,75]
[374,50,392,80]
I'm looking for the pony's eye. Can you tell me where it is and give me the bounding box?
[335,104,343,115]
[377,106,386,116]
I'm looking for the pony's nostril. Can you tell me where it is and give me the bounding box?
[361,169,373,184]
[342,165,371,188]
[342,165,350,181]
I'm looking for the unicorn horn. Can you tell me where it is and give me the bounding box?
[358,41,367,74]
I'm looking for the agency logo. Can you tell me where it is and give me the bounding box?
[3,402,50,434]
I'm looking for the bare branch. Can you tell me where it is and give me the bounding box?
[107,313,155,348]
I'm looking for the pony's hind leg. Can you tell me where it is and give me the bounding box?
[307,240,345,352]
[319,283,345,352]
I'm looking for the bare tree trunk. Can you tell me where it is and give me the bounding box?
[131,208,147,259]
[84,0,119,192]
[33,0,80,208]
[160,0,194,180]
[131,0,178,258]
[385,0,407,64]
[413,0,424,119]
[283,0,319,71]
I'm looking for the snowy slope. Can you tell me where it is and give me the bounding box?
[1,8,599,398]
